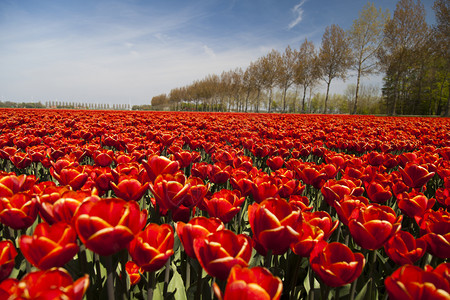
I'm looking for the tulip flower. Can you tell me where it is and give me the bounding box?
[149,173,191,211]
[251,176,279,204]
[142,155,180,182]
[399,162,435,189]
[0,240,17,282]
[182,176,209,208]
[128,223,174,273]
[364,179,392,204]
[19,222,79,270]
[266,156,284,171]
[0,193,38,230]
[397,191,436,223]
[418,208,450,259]
[202,189,245,224]
[110,177,149,202]
[321,178,364,207]
[310,241,365,287]
[194,229,252,280]
[50,166,89,190]
[207,162,232,184]
[230,169,254,197]
[214,265,283,300]
[0,268,89,300]
[175,216,224,258]
[248,198,301,255]
[73,197,147,256]
[125,261,142,286]
[0,174,31,197]
[384,230,427,265]
[348,203,402,250]
[385,264,450,300]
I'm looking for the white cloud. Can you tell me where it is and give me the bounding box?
[203,45,216,58]
[288,0,307,30]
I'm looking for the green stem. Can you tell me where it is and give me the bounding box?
[195,265,203,300]
[289,256,302,300]
[265,249,273,269]
[186,257,191,291]
[105,255,115,300]
[164,259,171,296]
[309,267,315,300]
[349,277,358,300]
[147,272,155,300]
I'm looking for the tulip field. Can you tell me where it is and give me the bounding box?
[0,108,449,299]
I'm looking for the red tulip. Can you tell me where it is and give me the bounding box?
[399,162,435,189]
[397,191,436,223]
[203,189,244,223]
[251,176,279,204]
[0,240,17,282]
[125,261,141,286]
[364,179,392,204]
[0,268,89,300]
[50,166,89,190]
[175,216,224,258]
[182,176,209,208]
[0,174,32,197]
[248,198,301,255]
[19,222,79,270]
[230,169,254,197]
[384,230,427,265]
[214,265,283,300]
[418,208,450,259]
[348,203,402,250]
[310,241,365,287]
[9,152,32,169]
[38,189,97,225]
[149,173,191,211]
[0,193,38,230]
[321,178,364,207]
[142,155,180,182]
[110,178,149,202]
[128,223,174,273]
[207,162,232,184]
[385,264,450,300]
[267,156,284,171]
[194,229,252,280]
[92,149,114,167]
[74,197,147,256]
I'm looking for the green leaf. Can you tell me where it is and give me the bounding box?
[168,262,188,300]
[354,278,370,300]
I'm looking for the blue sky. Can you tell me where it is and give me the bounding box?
[0,0,436,106]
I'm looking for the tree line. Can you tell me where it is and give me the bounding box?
[151,0,449,116]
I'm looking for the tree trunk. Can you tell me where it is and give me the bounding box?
[302,85,307,113]
[256,89,261,113]
[324,80,331,114]
[268,89,273,113]
[352,68,361,115]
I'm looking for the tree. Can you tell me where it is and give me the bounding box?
[347,2,389,114]
[317,24,352,114]
[277,46,298,112]
[295,39,319,113]
[260,49,281,113]
[432,0,450,116]
[379,0,428,115]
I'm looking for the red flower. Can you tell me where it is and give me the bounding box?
[251,176,279,204]
[175,216,224,258]
[149,174,191,211]
[50,166,89,190]
[73,197,147,256]
[194,229,252,280]
[0,268,89,300]
[0,174,33,197]
[310,241,365,288]
[128,223,174,273]
[266,156,284,171]
[207,162,232,184]
[182,177,209,208]
[0,193,38,230]
[364,179,392,204]
[348,203,402,250]
[385,264,450,300]
[9,152,32,169]
[203,189,245,224]
[291,210,338,257]
[125,261,141,286]
[321,178,364,207]
[110,178,149,202]
[92,149,114,167]
[0,240,17,282]
[230,169,254,197]
[142,155,180,182]
[214,265,283,300]
[384,230,427,265]
[333,195,369,227]
[399,162,435,189]
[397,191,436,223]
[248,198,301,255]
[19,222,79,270]
[418,208,450,259]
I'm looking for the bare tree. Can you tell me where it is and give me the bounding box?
[295,39,319,113]
[277,46,298,112]
[347,2,389,114]
[317,24,352,114]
